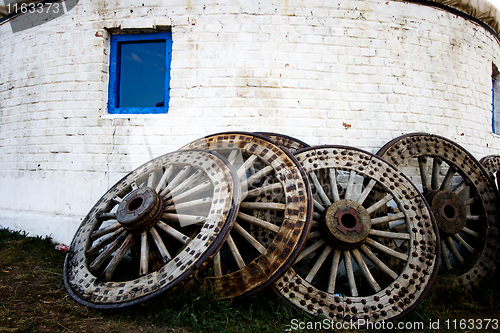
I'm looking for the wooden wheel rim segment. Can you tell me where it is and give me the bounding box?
[377,133,500,289]
[480,155,500,192]
[255,132,310,153]
[274,146,440,324]
[181,132,313,300]
[63,150,240,309]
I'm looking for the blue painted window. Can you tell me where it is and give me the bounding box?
[108,32,172,114]
[493,63,499,133]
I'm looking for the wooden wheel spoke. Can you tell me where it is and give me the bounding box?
[233,222,266,253]
[312,212,322,221]
[452,180,467,195]
[305,245,332,283]
[227,149,239,165]
[155,165,174,193]
[327,249,341,293]
[102,233,136,281]
[356,179,377,205]
[310,172,331,206]
[147,172,156,188]
[466,215,480,221]
[452,233,476,254]
[244,182,282,199]
[213,252,222,277]
[156,220,192,244]
[440,166,455,191]
[162,213,206,227]
[149,226,171,263]
[431,158,442,190]
[96,212,117,222]
[140,230,150,276]
[329,168,340,202]
[307,230,321,240]
[462,227,480,238]
[352,248,381,293]
[344,170,357,201]
[163,197,212,212]
[366,193,393,215]
[313,199,326,213]
[160,165,192,197]
[418,156,431,193]
[166,170,204,199]
[131,181,139,191]
[225,234,246,269]
[165,180,212,205]
[89,230,129,272]
[241,165,273,189]
[463,197,476,206]
[87,227,124,256]
[295,239,326,263]
[237,154,258,180]
[90,222,122,241]
[365,237,408,261]
[112,196,123,204]
[370,212,405,226]
[369,229,410,240]
[441,238,453,271]
[343,250,358,297]
[237,212,280,233]
[445,236,464,265]
[239,201,286,211]
[359,244,398,280]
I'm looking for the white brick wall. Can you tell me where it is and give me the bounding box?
[1,0,500,242]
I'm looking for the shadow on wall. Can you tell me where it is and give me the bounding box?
[0,0,78,33]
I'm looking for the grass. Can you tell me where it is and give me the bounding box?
[0,227,499,332]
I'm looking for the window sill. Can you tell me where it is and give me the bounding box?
[100,112,169,119]
[107,107,168,115]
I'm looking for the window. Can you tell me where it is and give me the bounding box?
[108,32,172,114]
[492,63,500,133]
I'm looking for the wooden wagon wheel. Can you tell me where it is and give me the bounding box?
[480,155,500,192]
[181,132,313,299]
[63,150,240,309]
[256,132,310,153]
[274,146,440,324]
[377,133,500,289]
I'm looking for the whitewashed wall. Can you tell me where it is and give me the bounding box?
[1,0,500,243]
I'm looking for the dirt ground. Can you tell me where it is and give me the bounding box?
[2,230,500,333]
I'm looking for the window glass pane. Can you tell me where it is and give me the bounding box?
[119,41,166,107]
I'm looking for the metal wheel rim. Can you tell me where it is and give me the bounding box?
[181,132,313,299]
[63,150,240,309]
[256,132,310,153]
[480,155,500,193]
[377,133,500,289]
[274,145,440,324]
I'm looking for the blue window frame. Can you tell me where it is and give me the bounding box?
[108,32,172,114]
[493,63,500,133]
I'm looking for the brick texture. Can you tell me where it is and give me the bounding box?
[1,0,500,242]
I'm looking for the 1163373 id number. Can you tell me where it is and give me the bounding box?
[445,319,498,330]
[6,2,61,15]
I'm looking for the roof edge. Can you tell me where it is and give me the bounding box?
[400,0,500,39]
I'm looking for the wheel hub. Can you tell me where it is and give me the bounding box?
[116,187,164,231]
[322,199,371,249]
[426,190,466,235]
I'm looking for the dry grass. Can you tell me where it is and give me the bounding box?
[1,228,499,332]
